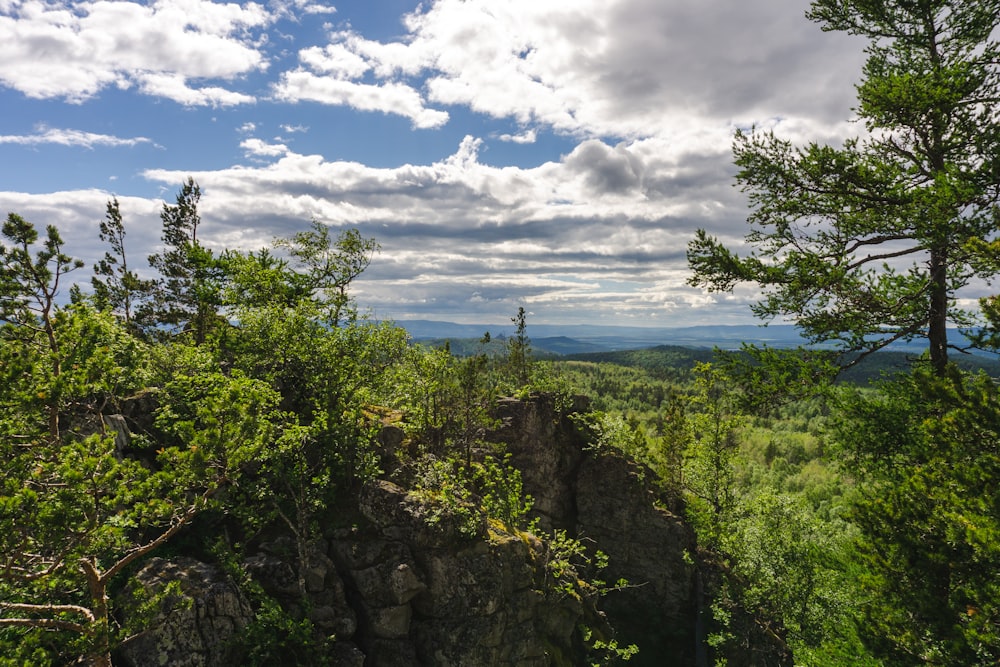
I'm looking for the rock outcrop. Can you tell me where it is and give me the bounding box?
[116,394,705,666]
[493,395,699,666]
[330,478,599,666]
[115,557,253,667]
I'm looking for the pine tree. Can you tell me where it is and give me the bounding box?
[688,0,1000,376]
[91,197,154,328]
[145,178,223,343]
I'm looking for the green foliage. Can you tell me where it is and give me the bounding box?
[473,453,533,530]
[390,336,502,465]
[0,214,88,438]
[713,345,838,414]
[224,305,406,491]
[0,192,404,665]
[272,221,378,327]
[452,345,497,465]
[217,225,406,602]
[237,595,334,667]
[153,349,284,480]
[577,411,646,459]
[412,456,483,539]
[223,221,379,328]
[0,356,273,665]
[831,367,1000,664]
[563,345,716,384]
[681,7,1000,659]
[538,527,629,633]
[683,363,746,548]
[581,624,639,666]
[541,528,595,597]
[507,306,532,387]
[0,212,84,332]
[25,164,1000,667]
[723,489,865,661]
[550,358,690,493]
[411,452,534,538]
[559,348,873,663]
[390,343,456,438]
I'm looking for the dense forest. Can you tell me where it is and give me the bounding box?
[4,0,1000,665]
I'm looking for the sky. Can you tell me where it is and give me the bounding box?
[0,0,873,328]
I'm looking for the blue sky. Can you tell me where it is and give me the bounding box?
[0,0,872,327]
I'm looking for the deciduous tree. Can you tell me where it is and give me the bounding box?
[272,221,378,327]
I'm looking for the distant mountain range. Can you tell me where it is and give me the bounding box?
[393,319,941,355]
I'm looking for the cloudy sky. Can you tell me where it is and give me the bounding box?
[0,0,870,327]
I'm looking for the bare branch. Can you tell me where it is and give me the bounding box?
[846,245,926,271]
[0,617,88,634]
[0,602,96,624]
[103,485,218,583]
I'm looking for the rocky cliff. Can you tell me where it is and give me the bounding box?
[117,394,703,666]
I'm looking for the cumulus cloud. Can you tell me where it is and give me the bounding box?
[128,130,747,324]
[138,72,257,107]
[0,0,271,105]
[241,137,289,157]
[286,0,864,142]
[0,0,883,326]
[269,0,336,19]
[562,140,645,195]
[498,129,536,144]
[271,37,449,128]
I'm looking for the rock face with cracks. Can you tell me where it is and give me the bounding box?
[493,395,700,666]
[117,395,704,666]
[116,557,253,667]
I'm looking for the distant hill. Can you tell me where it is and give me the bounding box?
[394,319,998,357]
[565,345,1000,384]
[395,319,811,354]
[394,320,1000,383]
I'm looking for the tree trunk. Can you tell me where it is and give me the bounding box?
[79,558,112,667]
[928,247,949,375]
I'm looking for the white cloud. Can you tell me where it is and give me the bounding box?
[269,0,335,19]
[241,137,289,157]
[288,0,865,144]
[269,28,452,128]
[0,125,155,148]
[298,42,370,78]
[272,69,449,129]
[0,0,272,105]
[0,0,885,326]
[138,72,257,107]
[498,129,536,144]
